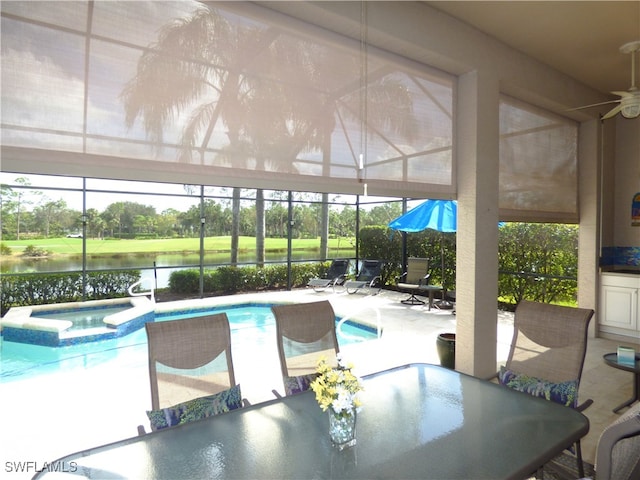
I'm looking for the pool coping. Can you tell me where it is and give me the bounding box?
[0,293,381,347]
[153,295,382,335]
[1,297,155,346]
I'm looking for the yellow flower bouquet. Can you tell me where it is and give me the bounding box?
[310,355,363,417]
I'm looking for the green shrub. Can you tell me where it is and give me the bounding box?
[0,270,140,315]
[357,222,578,303]
[168,270,200,294]
[262,264,289,289]
[86,271,141,299]
[498,223,578,305]
[0,243,12,256]
[21,244,49,257]
[212,266,245,293]
[290,262,320,287]
[243,267,267,291]
[166,262,324,296]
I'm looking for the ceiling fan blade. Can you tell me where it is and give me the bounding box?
[611,91,634,98]
[601,104,623,120]
[566,99,620,112]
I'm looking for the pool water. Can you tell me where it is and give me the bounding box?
[31,305,131,331]
[0,304,376,383]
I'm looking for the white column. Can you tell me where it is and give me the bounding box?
[577,119,602,338]
[455,70,500,378]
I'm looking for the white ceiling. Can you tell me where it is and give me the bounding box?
[428,1,640,98]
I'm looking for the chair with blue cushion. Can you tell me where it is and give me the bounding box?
[498,300,594,478]
[140,313,244,432]
[271,300,339,397]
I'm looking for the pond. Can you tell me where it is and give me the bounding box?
[2,249,356,289]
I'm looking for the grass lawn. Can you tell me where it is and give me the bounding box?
[2,236,355,257]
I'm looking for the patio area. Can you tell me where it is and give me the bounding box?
[0,288,634,479]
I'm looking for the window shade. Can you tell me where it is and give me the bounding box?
[499,95,579,221]
[1,1,454,197]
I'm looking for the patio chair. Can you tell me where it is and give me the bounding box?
[542,402,640,480]
[497,300,594,478]
[344,259,384,295]
[396,257,430,305]
[593,401,640,480]
[307,259,351,292]
[271,300,339,397]
[141,313,244,432]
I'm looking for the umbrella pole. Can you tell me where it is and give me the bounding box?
[436,233,452,309]
[441,235,445,292]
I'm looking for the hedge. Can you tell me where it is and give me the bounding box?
[1,270,140,315]
[168,262,323,296]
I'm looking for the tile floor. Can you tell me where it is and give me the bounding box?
[0,288,637,480]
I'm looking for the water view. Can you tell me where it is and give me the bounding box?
[3,249,356,289]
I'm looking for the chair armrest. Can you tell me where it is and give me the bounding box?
[272,389,284,399]
[333,274,348,285]
[396,272,408,283]
[576,398,593,412]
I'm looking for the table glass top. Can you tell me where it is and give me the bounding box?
[35,364,588,480]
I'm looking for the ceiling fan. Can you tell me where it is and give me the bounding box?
[570,40,640,120]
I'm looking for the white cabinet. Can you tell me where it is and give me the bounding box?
[599,273,640,340]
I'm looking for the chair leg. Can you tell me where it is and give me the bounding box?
[401,292,425,305]
[575,440,585,478]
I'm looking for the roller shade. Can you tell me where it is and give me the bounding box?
[499,95,579,222]
[1,1,454,197]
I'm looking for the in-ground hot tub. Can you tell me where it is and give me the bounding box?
[1,297,155,347]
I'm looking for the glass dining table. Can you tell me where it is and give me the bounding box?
[34,363,589,480]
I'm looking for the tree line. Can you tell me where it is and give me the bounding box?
[1,181,404,241]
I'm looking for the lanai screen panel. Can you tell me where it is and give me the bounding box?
[499,96,579,222]
[1,1,454,197]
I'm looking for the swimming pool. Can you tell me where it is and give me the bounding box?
[31,305,131,330]
[0,303,378,383]
[1,297,156,347]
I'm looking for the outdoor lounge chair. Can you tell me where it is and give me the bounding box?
[497,300,594,478]
[396,257,430,305]
[344,259,384,295]
[140,313,245,433]
[307,259,351,292]
[271,300,339,397]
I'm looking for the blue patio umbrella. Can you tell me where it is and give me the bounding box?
[388,200,457,233]
[389,200,457,304]
[389,200,502,300]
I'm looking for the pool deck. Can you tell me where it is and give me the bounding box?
[0,288,633,479]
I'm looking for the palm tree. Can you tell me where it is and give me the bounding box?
[121,7,286,268]
[121,4,418,269]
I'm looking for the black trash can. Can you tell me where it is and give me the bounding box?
[436,333,456,369]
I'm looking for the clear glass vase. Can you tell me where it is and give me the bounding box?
[328,410,356,450]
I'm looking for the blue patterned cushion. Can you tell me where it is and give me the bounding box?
[147,384,242,431]
[283,374,317,396]
[498,367,578,408]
